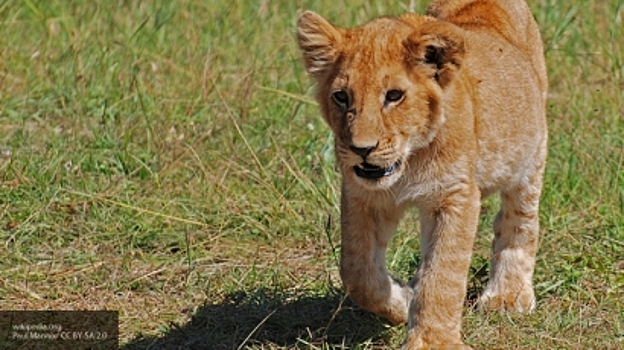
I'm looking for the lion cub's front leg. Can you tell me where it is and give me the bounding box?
[403,184,480,349]
[340,182,480,349]
[339,188,413,325]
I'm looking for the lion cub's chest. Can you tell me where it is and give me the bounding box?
[391,134,529,204]
[392,154,473,204]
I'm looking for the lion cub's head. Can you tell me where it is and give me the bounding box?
[297,11,465,189]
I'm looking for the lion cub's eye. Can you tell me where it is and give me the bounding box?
[332,90,349,107]
[385,90,404,104]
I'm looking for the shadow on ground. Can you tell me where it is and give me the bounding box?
[122,289,391,350]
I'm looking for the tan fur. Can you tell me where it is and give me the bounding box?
[297,0,547,348]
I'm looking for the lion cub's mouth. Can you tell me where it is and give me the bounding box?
[353,160,402,180]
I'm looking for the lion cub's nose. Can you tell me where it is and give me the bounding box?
[350,143,377,159]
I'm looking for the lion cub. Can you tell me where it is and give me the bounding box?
[297,0,547,348]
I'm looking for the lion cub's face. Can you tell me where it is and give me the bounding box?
[297,12,464,189]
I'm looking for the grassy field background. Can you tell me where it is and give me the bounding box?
[1,0,622,349]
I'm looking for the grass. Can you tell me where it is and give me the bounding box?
[0,0,622,348]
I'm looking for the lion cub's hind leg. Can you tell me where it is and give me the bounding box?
[478,161,546,312]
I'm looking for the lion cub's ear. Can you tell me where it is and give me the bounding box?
[403,21,466,88]
[297,11,344,78]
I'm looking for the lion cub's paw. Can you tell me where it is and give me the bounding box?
[375,282,414,325]
[402,331,472,350]
[477,286,535,312]
[401,339,473,350]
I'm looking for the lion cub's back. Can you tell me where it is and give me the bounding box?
[464,31,546,195]
[433,0,548,194]
[428,0,547,96]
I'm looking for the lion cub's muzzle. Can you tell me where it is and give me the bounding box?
[353,160,402,179]
[349,144,403,180]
